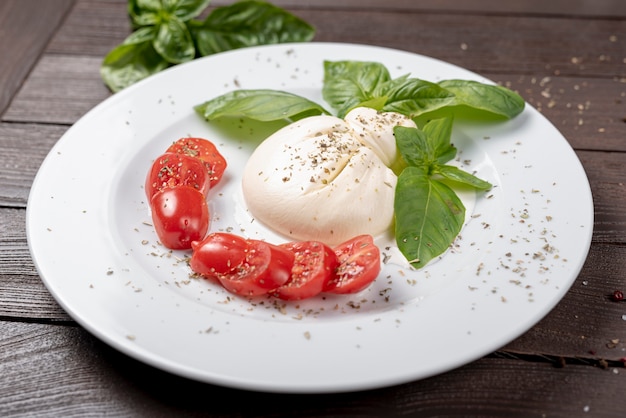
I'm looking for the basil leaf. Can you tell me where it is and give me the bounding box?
[394,126,433,168]
[435,165,492,190]
[322,61,391,117]
[168,0,212,21]
[100,28,169,92]
[190,0,315,56]
[154,16,196,63]
[128,0,161,27]
[395,167,465,268]
[195,89,330,122]
[394,118,457,169]
[438,80,525,119]
[422,116,456,164]
[380,77,456,118]
[122,25,158,44]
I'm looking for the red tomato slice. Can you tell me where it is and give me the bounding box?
[145,152,210,200]
[216,240,294,297]
[324,235,381,294]
[150,186,209,250]
[190,233,248,279]
[166,137,227,187]
[272,241,339,301]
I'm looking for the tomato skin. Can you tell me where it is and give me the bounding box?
[190,233,249,279]
[272,241,339,300]
[166,137,227,187]
[145,152,210,200]
[216,240,294,297]
[324,235,381,294]
[150,186,209,250]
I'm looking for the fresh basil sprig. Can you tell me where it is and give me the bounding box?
[394,117,492,268]
[323,61,524,119]
[196,60,525,123]
[188,1,317,56]
[101,0,315,92]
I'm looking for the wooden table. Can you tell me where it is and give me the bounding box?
[2,0,625,415]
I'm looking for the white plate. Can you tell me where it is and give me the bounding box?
[26,43,593,393]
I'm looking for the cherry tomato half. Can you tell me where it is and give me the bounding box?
[145,152,210,200]
[190,233,249,279]
[324,235,381,294]
[215,240,294,297]
[150,186,209,250]
[166,137,227,187]
[272,241,339,300]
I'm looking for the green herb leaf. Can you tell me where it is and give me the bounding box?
[380,76,456,118]
[322,61,391,117]
[100,27,169,92]
[195,89,330,122]
[154,15,196,63]
[394,167,465,268]
[438,79,525,119]
[435,165,492,190]
[394,126,433,168]
[128,0,161,27]
[103,0,315,91]
[190,0,315,56]
[168,0,212,21]
[393,117,457,170]
[421,116,457,164]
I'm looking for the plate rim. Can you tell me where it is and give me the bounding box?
[26,42,594,393]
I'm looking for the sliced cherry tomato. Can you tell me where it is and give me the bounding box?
[324,235,381,294]
[272,241,339,301]
[166,137,227,187]
[145,152,210,200]
[190,233,248,279]
[150,186,209,250]
[215,240,294,297]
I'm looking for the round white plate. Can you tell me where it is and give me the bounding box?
[26,43,593,393]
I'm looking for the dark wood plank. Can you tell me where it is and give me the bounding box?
[0,321,624,417]
[0,123,69,207]
[44,0,626,78]
[0,207,70,321]
[1,55,109,125]
[0,0,75,116]
[305,10,625,78]
[578,150,626,243]
[46,0,129,57]
[226,0,626,17]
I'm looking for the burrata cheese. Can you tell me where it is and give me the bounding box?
[241,107,416,245]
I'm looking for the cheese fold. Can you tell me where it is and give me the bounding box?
[241,107,416,245]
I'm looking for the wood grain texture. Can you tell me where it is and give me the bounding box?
[0,124,69,207]
[215,0,626,17]
[0,321,624,417]
[0,0,75,116]
[42,1,626,78]
[1,0,626,415]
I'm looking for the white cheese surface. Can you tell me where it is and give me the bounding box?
[241,108,416,245]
